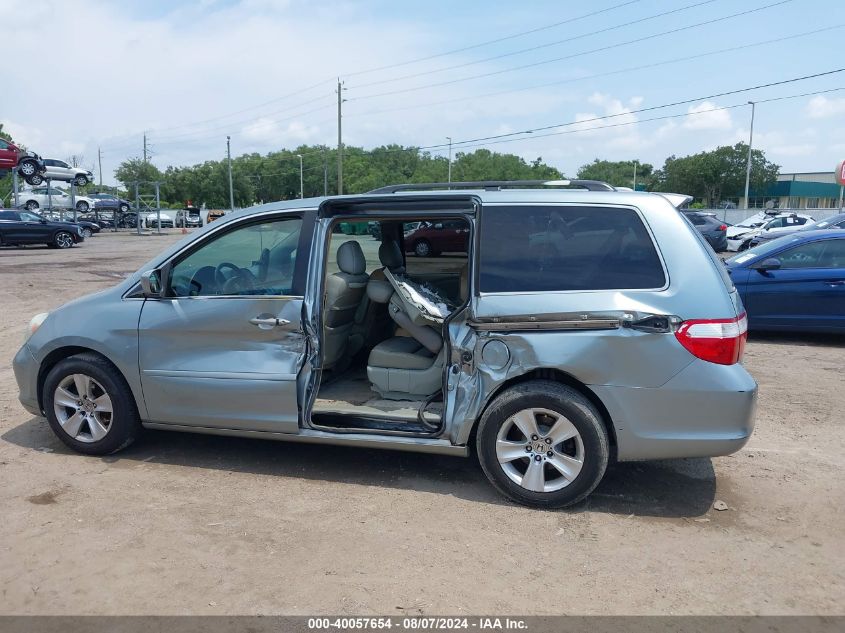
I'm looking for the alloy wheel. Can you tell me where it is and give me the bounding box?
[52,374,113,443]
[55,232,74,248]
[20,162,36,176]
[495,407,584,493]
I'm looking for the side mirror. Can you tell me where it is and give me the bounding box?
[140,269,162,297]
[753,257,781,271]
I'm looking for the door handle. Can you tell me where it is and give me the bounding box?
[249,317,290,327]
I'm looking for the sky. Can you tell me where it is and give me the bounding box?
[2,0,844,186]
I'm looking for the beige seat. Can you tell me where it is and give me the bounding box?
[323,241,368,369]
[350,241,407,354]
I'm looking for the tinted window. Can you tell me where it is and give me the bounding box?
[169,217,302,297]
[479,206,665,292]
[0,211,19,221]
[0,140,9,149]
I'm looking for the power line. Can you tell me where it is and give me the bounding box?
[348,0,794,102]
[343,0,643,78]
[350,0,717,90]
[344,24,844,120]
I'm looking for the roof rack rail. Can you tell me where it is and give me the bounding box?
[367,179,615,194]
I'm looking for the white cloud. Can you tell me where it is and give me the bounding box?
[683,102,733,130]
[805,95,845,119]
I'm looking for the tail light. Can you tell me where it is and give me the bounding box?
[674,313,748,365]
[718,224,727,231]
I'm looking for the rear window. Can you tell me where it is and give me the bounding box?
[479,205,665,292]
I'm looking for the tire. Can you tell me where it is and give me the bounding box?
[81,227,93,238]
[119,203,130,213]
[76,201,89,212]
[24,200,39,211]
[53,231,74,249]
[74,174,89,187]
[414,239,432,257]
[27,174,44,186]
[18,159,37,177]
[43,353,141,455]
[738,241,749,252]
[476,380,609,509]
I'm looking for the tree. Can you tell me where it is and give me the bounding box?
[654,143,779,207]
[576,159,654,189]
[115,158,165,198]
[0,123,12,143]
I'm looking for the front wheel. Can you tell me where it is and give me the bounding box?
[43,354,141,455]
[27,174,44,186]
[476,380,609,508]
[18,159,37,177]
[119,203,130,213]
[413,239,432,257]
[81,227,93,238]
[25,200,39,211]
[53,231,74,249]
[74,174,89,186]
[76,201,89,212]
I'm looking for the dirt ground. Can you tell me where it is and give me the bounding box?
[0,231,842,615]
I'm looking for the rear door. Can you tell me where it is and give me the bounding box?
[0,140,16,169]
[0,211,27,242]
[138,210,315,432]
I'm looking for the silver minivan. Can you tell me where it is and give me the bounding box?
[13,180,757,508]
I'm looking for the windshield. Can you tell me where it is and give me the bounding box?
[736,220,763,229]
[726,233,806,265]
[802,214,845,231]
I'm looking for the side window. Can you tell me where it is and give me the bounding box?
[168,217,303,297]
[327,222,380,275]
[0,140,9,150]
[0,211,18,220]
[777,242,827,269]
[43,159,54,167]
[819,240,845,268]
[479,205,665,292]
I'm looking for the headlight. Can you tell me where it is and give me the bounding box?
[26,312,49,340]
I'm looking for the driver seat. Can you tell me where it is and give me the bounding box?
[323,241,368,369]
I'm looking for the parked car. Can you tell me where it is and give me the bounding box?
[206,209,226,223]
[683,211,728,251]
[119,212,138,229]
[13,179,757,509]
[726,230,845,333]
[88,193,132,214]
[0,209,84,248]
[748,212,845,248]
[79,212,115,229]
[20,187,98,213]
[26,159,93,187]
[40,211,100,237]
[141,211,174,229]
[0,139,45,183]
[175,206,203,228]
[404,219,470,256]
[726,212,815,252]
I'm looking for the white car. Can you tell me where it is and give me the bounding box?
[26,159,93,187]
[141,211,175,229]
[21,187,98,213]
[726,212,815,251]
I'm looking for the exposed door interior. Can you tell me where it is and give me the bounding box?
[311,216,471,434]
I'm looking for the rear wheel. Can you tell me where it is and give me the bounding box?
[43,354,141,455]
[27,174,44,186]
[119,203,130,213]
[476,380,609,508]
[24,200,39,211]
[18,159,37,177]
[414,239,432,257]
[76,201,89,213]
[81,227,93,238]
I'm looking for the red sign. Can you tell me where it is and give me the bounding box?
[837,160,845,186]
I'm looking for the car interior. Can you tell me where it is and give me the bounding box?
[311,217,470,433]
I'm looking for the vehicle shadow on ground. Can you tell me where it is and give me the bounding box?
[3,416,716,518]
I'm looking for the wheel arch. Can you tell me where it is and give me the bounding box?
[37,346,137,415]
[466,368,617,454]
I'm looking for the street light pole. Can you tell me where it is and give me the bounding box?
[633,160,638,190]
[297,154,303,199]
[446,137,453,184]
[743,101,756,210]
[227,135,234,213]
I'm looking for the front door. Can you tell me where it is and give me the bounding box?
[0,140,16,169]
[138,212,313,433]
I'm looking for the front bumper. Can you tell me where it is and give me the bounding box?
[591,359,758,461]
[13,343,41,416]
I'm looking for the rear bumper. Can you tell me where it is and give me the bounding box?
[591,359,757,461]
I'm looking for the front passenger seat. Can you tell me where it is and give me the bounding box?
[323,241,368,369]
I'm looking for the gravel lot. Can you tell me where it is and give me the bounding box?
[0,231,842,615]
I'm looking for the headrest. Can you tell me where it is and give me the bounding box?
[378,241,404,271]
[337,240,366,275]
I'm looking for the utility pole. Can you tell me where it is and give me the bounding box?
[337,79,345,195]
[98,147,103,186]
[633,160,638,190]
[143,132,148,163]
[227,135,234,213]
[297,154,304,199]
[743,101,756,210]
[447,137,452,184]
[322,147,328,196]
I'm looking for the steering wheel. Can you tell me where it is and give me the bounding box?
[214,262,241,288]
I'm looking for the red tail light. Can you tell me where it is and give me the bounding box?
[674,313,748,365]
[718,224,727,231]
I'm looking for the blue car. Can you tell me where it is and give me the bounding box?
[726,230,845,334]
